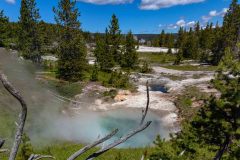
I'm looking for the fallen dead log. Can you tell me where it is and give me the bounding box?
[67,129,119,160]
[0,72,27,160]
[86,121,152,160]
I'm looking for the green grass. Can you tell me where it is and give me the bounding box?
[139,53,176,64]
[175,86,208,122]
[1,143,154,160]
[45,80,84,98]
[162,65,218,71]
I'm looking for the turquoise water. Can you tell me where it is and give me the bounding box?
[99,109,170,147]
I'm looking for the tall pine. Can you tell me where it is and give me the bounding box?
[94,30,114,71]
[175,27,185,64]
[212,0,240,64]
[0,10,9,47]
[19,0,41,62]
[53,0,87,81]
[121,31,138,68]
[108,14,121,64]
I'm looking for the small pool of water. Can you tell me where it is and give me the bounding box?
[99,109,171,147]
[150,84,168,93]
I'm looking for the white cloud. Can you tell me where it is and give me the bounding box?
[76,0,133,5]
[167,24,178,29]
[140,0,205,10]
[187,21,195,27]
[202,8,228,22]
[159,19,196,30]
[5,0,15,4]
[176,19,186,27]
[209,10,217,16]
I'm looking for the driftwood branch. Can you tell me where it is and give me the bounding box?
[0,72,28,160]
[67,129,119,160]
[86,121,152,160]
[28,154,55,160]
[140,81,150,125]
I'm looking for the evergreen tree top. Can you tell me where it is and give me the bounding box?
[53,0,81,29]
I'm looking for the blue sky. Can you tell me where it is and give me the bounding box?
[0,0,234,33]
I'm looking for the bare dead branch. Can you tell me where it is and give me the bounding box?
[0,138,5,149]
[86,121,152,160]
[0,72,27,160]
[28,154,55,160]
[140,81,150,125]
[213,135,232,160]
[67,129,119,160]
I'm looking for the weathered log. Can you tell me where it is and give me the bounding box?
[0,72,27,160]
[67,129,119,160]
[140,81,150,125]
[28,154,55,160]
[86,121,152,160]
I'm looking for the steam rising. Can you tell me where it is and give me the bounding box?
[0,48,169,148]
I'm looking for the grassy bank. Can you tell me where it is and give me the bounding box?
[0,142,153,160]
[139,52,176,64]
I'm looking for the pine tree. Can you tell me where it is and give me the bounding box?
[190,48,240,159]
[183,28,199,59]
[121,31,138,68]
[223,0,240,50]
[212,0,240,64]
[159,30,166,47]
[108,14,121,64]
[19,0,41,62]
[91,62,99,81]
[176,27,185,49]
[194,21,201,35]
[0,10,9,47]
[94,29,115,71]
[53,0,87,81]
[175,27,185,64]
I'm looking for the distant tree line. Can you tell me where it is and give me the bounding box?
[152,0,240,66]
